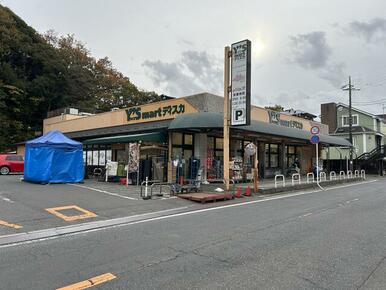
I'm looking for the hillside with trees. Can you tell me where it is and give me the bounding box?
[0,4,161,151]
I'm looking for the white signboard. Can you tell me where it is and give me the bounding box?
[231,39,251,126]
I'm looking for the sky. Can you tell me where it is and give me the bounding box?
[2,0,386,116]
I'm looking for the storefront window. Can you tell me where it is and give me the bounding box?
[265,143,280,168]
[87,151,92,165]
[286,145,298,167]
[172,132,183,145]
[106,150,112,162]
[184,134,193,145]
[215,138,223,149]
[92,151,99,165]
[172,147,183,159]
[171,133,194,159]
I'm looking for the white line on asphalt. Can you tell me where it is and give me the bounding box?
[0,196,14,203]
[0,179,378,248]
[69,184,139,200]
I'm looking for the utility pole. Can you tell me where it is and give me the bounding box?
[342,76,360,171]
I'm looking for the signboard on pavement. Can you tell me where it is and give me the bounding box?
[231,39,251,126]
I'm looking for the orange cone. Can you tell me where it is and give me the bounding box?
[244,186,251,197]
[235,187,242,198]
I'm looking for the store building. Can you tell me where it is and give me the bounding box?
[41,93,350,183]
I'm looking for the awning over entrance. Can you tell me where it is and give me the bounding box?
[83,132,166,145]
[168,113,351,147]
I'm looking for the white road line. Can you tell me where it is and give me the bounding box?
[69,184,138,200]
[0,196,14,203]
[0,179,379,249]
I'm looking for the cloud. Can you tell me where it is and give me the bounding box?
[289,31,331,69]
[348,18,386,42]
[288,31,345,87]
[142,50,222,96]
[317,62,346,87]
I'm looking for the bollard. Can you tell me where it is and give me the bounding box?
[292,173,301,186]
[143,177,150,200]
[244,186,251,197]
[235,187,242,198]
[306,172,314,183]
[360,169,366,179]
[274,174,285,188]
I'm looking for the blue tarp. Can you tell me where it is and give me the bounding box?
[24,131,84,183]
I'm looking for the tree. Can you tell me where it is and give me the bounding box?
[265,104,284,112]
[0,5,162,151]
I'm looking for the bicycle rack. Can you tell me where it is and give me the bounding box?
[291,173,301,186]
[150,182,172,197]
[319,172,327,182]
[360,170,366,179]
[274,174,285,188]
[140,178,161,199]
[306,172,314,183]
[354,170,360,178]
[339,171,346,180]
[329,171,336,181]
[347,170,353,179]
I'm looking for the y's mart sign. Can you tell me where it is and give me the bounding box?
[231,39,251,126]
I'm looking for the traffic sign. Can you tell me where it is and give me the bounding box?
[310,135,320,144]
[310,126,320,135]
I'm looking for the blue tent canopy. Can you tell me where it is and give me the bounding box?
[24,131,84,183]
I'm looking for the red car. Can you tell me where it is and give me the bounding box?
[0,154,24,175]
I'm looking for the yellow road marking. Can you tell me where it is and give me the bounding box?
[0,219,22,229]
[56,272,116,290]
[46,205,97,222]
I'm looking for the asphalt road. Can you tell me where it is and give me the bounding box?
[0,175,191,235]
[1,179,386,289]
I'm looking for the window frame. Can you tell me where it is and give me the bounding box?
[342,114,359,127]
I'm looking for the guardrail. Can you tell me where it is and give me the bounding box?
[361,169,366,179]
[274,174,285,188]
[347,170,353,179]
[291,173,301,186]
[330,171,337,181]
[306,172,314,183]
[339,171,346,180]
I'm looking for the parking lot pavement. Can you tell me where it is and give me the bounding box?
[0,175,192,236]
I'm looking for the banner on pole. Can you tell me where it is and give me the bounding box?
[128,143,139,173]
[231,39,251,126]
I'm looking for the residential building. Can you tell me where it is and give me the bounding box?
[321,102,384,172]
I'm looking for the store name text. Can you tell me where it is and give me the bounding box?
[126,104,185,121]
[268,111,303,130]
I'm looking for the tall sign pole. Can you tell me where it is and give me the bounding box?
[224,40,251,191]
[223,46,231,191]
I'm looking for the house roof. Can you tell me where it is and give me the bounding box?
[336,103,382,120]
